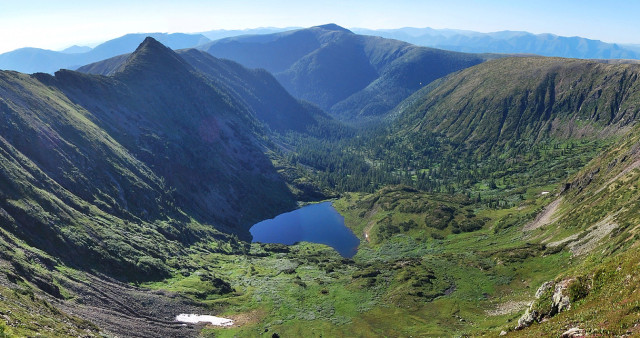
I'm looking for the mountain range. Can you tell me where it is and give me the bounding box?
[0,33,210,74]
[353,27,640,60]
[79,47,325,133]
[2,24,640,337]
[200,24,490,120]
[75,24,493,121]
[199,27,298,41]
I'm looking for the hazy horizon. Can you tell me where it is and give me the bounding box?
[2,0,640,54]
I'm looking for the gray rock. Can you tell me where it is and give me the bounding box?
[515,307,538,330]
[561,327,585,337]
[535,281,554,298]
[553,279,574,313]
[515,278,575,330]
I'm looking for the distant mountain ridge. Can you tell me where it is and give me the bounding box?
[353,27,640,60]
[60,45,92,54]
[4,25,639,75]
[0,33,210,73]
[200,24,490,120]
[199,27,299,41]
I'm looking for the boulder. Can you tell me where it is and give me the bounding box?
[553,279,573,313]
[561,327,585,337]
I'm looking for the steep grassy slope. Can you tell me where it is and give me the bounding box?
[395,57,640,152]
[312,56,640,194]
[42,37,297,232]
[201,24,489,120]
[0,70,186,280]
[0,38,300,283]
[491,122,640,336]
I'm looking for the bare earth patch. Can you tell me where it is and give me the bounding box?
[485,300,530,316]
[523,197,563,231]
[363,204,381,242]
[227,309,267,328]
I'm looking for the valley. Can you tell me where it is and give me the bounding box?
[1,24,640,337]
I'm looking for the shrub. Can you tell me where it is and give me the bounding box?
[0,322,12,338]
[399,219,418,231]
[430,232,444,240]
[135,256,170,280]
[568,277,590,302]
[425,205,455,230]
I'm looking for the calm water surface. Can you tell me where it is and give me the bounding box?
[249,202,360,258]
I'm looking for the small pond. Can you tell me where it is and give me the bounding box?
[249,202,360,258]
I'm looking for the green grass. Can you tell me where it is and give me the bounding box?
[136,183,583,336]
[0,281,98,337]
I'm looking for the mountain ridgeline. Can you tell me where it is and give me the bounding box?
[353,27,640,60]
[0,33,211,74]
[393,57,640,153]
[200,24,491,120]
[0,37,303,282]
[78,47,327,134]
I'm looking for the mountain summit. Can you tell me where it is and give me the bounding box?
[113,36,193,80]
[314,23,353,33]
[201,24,489,120]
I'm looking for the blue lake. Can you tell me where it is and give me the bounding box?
[249,202,360,258]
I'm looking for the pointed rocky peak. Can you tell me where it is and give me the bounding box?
[113,37,192,80]
[136,36,170,52]
[315,23,353,34]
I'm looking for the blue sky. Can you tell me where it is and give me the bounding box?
[1,0,639,53]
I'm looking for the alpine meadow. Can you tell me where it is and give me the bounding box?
[2,8,640,337]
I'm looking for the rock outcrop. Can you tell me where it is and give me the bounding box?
[515,278,575,330]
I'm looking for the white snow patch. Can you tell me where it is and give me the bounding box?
[541,191,550,195]
[175,314,234,326]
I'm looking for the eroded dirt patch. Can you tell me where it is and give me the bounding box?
[523,197,563,231]
[54,274,211,338]
[485,300,530,316]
